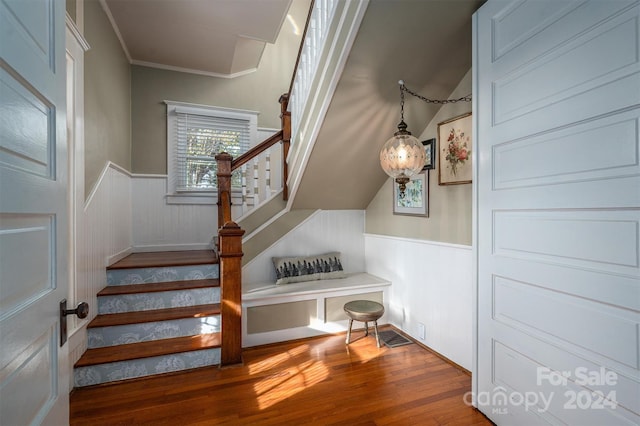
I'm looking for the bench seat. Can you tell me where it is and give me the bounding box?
[243,272,391,301]
[242,272,391,347]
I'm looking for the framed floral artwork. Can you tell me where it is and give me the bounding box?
[393,172,428,216]
[421,138,436,171]
[438,112,472,185]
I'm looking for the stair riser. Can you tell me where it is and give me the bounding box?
[74,348,221,387]
[107,264,219,286]
[98,288,220,314]
[88,316,221,348]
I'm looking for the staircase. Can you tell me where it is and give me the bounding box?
[74,251,222,387]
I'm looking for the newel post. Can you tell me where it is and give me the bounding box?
[215,152,233,232]
[279,94,291,201]
[218,221,245,366]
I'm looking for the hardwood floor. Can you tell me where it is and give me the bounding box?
[107,250,218,269]
[70,329,493,425]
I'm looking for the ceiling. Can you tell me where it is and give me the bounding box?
[104,0,292,77]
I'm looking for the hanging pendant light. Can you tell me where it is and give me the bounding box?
[380,80,426,197]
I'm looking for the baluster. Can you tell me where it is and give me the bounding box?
[307,48,313,89]
[311,17,317,66]
[241,164,248,213]
[253,158,259,207]
[319,1,325,41]
[301,53,308,101]
[265,151,271,196]
[290,93,295,137]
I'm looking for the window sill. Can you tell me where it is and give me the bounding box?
[165,190,244,205]
[166,192,216,205]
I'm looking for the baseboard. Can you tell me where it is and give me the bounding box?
[390,325,471,376]
[107,247,133,266]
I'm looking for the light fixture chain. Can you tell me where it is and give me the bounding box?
[401,83,471,104]
[400,83,405,121]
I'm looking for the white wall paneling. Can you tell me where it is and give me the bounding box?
[132,175,218,251]
[65,17,90,392]
[132,128,282,251]
[364,233,473,370]
[243,210,366,289]
[69,162,132,365]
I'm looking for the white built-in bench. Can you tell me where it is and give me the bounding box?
[242,272,391,347]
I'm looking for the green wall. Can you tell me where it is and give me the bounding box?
[66,0,76,22]
[84,0,131,197]
[365,70,473,246]
[130,0,308,175]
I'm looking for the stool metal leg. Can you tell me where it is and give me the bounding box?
[364,321,369,337]
[346,318,353,344]
[374,321,381,348]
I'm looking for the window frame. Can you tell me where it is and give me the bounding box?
[165,101,258,205]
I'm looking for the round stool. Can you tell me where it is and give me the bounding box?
[344,300,385,348]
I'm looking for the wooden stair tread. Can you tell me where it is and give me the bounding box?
[75,333,222,367]
[107,250,218,270]
[98,279,220,296]
[88,304,221,328]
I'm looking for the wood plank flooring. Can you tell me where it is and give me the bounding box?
[108,250,218,269]
[87,304,221,328]
[70,329,493,425]
[75,334,222,367]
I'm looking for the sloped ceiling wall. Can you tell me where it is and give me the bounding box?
[292,0,483,210]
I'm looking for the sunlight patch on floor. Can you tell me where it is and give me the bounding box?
[253,358,329,410]
[247,337,386,410]
[344,338,384,363]
[248,344,310,375]
[249,343,330,410]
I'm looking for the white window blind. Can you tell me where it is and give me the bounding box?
[165,101,258,204]
[175,111,250,191]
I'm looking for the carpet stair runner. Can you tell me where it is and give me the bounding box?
[73,251,221,387]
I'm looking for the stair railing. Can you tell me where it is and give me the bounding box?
[214,95,290,365]
[287,0,335,142]
[215,97,291,232]
[215,0,334,365]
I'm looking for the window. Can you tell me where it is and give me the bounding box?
[166,101,258,204]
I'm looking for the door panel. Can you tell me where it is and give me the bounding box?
[0,0,69,424]
[0,215,53,318]
[475,0,640,424]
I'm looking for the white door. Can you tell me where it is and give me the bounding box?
[0,0,70,424]
[475,0,640,425]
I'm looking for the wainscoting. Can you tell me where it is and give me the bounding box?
[243,210,366,289]
[131,175,218,251]
[66,170,472,386]
[364,233,473,370]
[69,163,133,383]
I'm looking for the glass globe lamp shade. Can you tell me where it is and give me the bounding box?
[380,121,426,195]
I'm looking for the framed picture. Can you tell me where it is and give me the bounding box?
[421,138,436,171]
[393,172,429,217]
[438,112,472,185]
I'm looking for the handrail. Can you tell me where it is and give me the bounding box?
[287,0,315,97]
[214,1,316,366]
[231,130,283,171]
